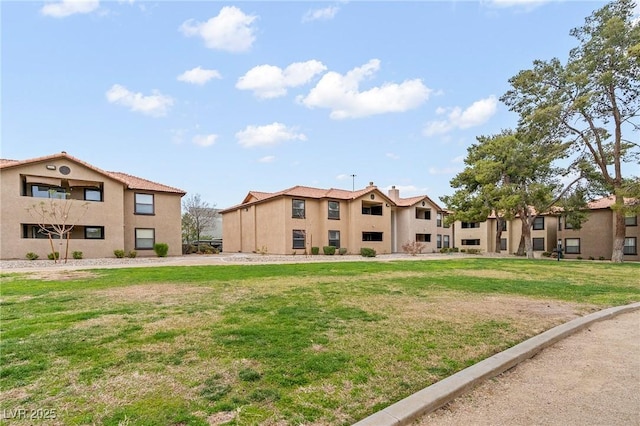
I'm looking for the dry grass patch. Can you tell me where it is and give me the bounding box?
[95,283,214,304]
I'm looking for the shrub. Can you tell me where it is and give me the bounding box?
[439,247,450,254]
[466,248,482,255]
[154,243,169,257]
[127,250,137,258]
[26,252,39,260]
[577,256,583,260]
[72,251,83,260]
[47,251,60,260]
[198,244,214,254]
[451,247,459,253]
[338,247,348,255]
[322,246,336,255]
[599,256,605,261]
[360,247,376,257]
[311,246,320,255]
[589,256,595,260]
[460,249,467,253]
[542,251,552,258]
[402,241,425,256]
[113,249,125,258]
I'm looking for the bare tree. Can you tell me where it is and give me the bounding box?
[182,193,217,245]
[27,192,89,263]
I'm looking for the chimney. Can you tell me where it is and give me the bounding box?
[368,181,375,187]
[388,185,400,201]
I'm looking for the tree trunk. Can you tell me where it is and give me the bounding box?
[521,217,534,259]
[517,235,525,256]
[48,234,57,264]
[495,217,504,253]
[611,196,626,263]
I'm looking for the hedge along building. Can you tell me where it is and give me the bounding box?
[220,183,452,255]
[0,152,186,259]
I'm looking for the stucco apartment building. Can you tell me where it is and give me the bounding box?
[0,152,186,259]
[557,196,639,261]
[221,183,452,255]
[454,214,559,255]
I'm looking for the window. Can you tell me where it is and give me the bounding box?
[625,215,637,226]
[461,239,481,246]
[436,234,442,249]
[85,226,104,239]
[443,235,450,248]
[85,188,102,202]
[31,185,66,199]
[500,238,507,251]
[328,230,340,248]
[292,199,305,219]
[624,237,637,255]
[437,213,442,227]
[461,222,481,229]
[362,232,383,241]
[293,230,306,249]
[565,238,580,254]
[135,228,155,249]
[563,216,574,229]
[22,224,61,239]
[416,234,431,242]
[362,202,383,215]
[533,216,545,230]
[135,193,154,215]
[533,237,545,251]
[328,201,340,220]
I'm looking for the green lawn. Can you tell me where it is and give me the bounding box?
[1,258,638,425]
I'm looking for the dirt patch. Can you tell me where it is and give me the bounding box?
[14,270,101,281]
[95,283,214,304]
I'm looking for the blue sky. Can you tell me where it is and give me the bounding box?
[3,0,633,209]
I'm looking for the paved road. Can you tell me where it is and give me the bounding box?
[415,309,640,426]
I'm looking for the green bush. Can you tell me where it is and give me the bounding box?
[311,246,320,255]
[127,250,137,258]
[154,243,169,257]
[322,246,336,255]
[577,256,583,260]
[113,249,125,258]
[599,256,605,261]
[47,252,60,260]
[360,247,376,257]
[439,247,450,254]
[26,252,39,260]
[338,247,348,255]
[589,256,595,260]
[72,251,83,260]
[466,248,482,255]
[542,251,552,257]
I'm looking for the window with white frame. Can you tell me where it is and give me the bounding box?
[85,188,103,202]
[135,193,154,215]
[443,235,450,248]
[135,228,155,249]
[564,238,580,254]
[624,237,637,255]
[436,234,442,249]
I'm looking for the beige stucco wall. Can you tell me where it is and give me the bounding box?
[1,159,126,259]
[1,158,184,259]
[123,191,183,257]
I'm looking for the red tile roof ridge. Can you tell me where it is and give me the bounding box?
[107,171,186,194]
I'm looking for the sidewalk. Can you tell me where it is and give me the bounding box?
[354,305,640,426]
[417,308,640,425]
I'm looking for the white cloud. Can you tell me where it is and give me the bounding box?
[236,122,307,148]
[177,67,222,85]
[180,6,257,53]
[41,0,99,17]
[298,59,432,119]
[384,184,429,197]
[423,95,498,136]
[451,155,466,164]
[236,60,327,99]
[386,153,400,160]
[258,155,276,163]
[302,5,340,22]
[105,84,173,117]
[192,134,217,147]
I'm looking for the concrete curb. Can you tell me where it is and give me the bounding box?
[352,301,640,426]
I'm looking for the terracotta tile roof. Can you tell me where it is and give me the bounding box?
[107,171,186,194]
[0,151,186,195]
[221,184,391,213]
[587,195,637,210]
